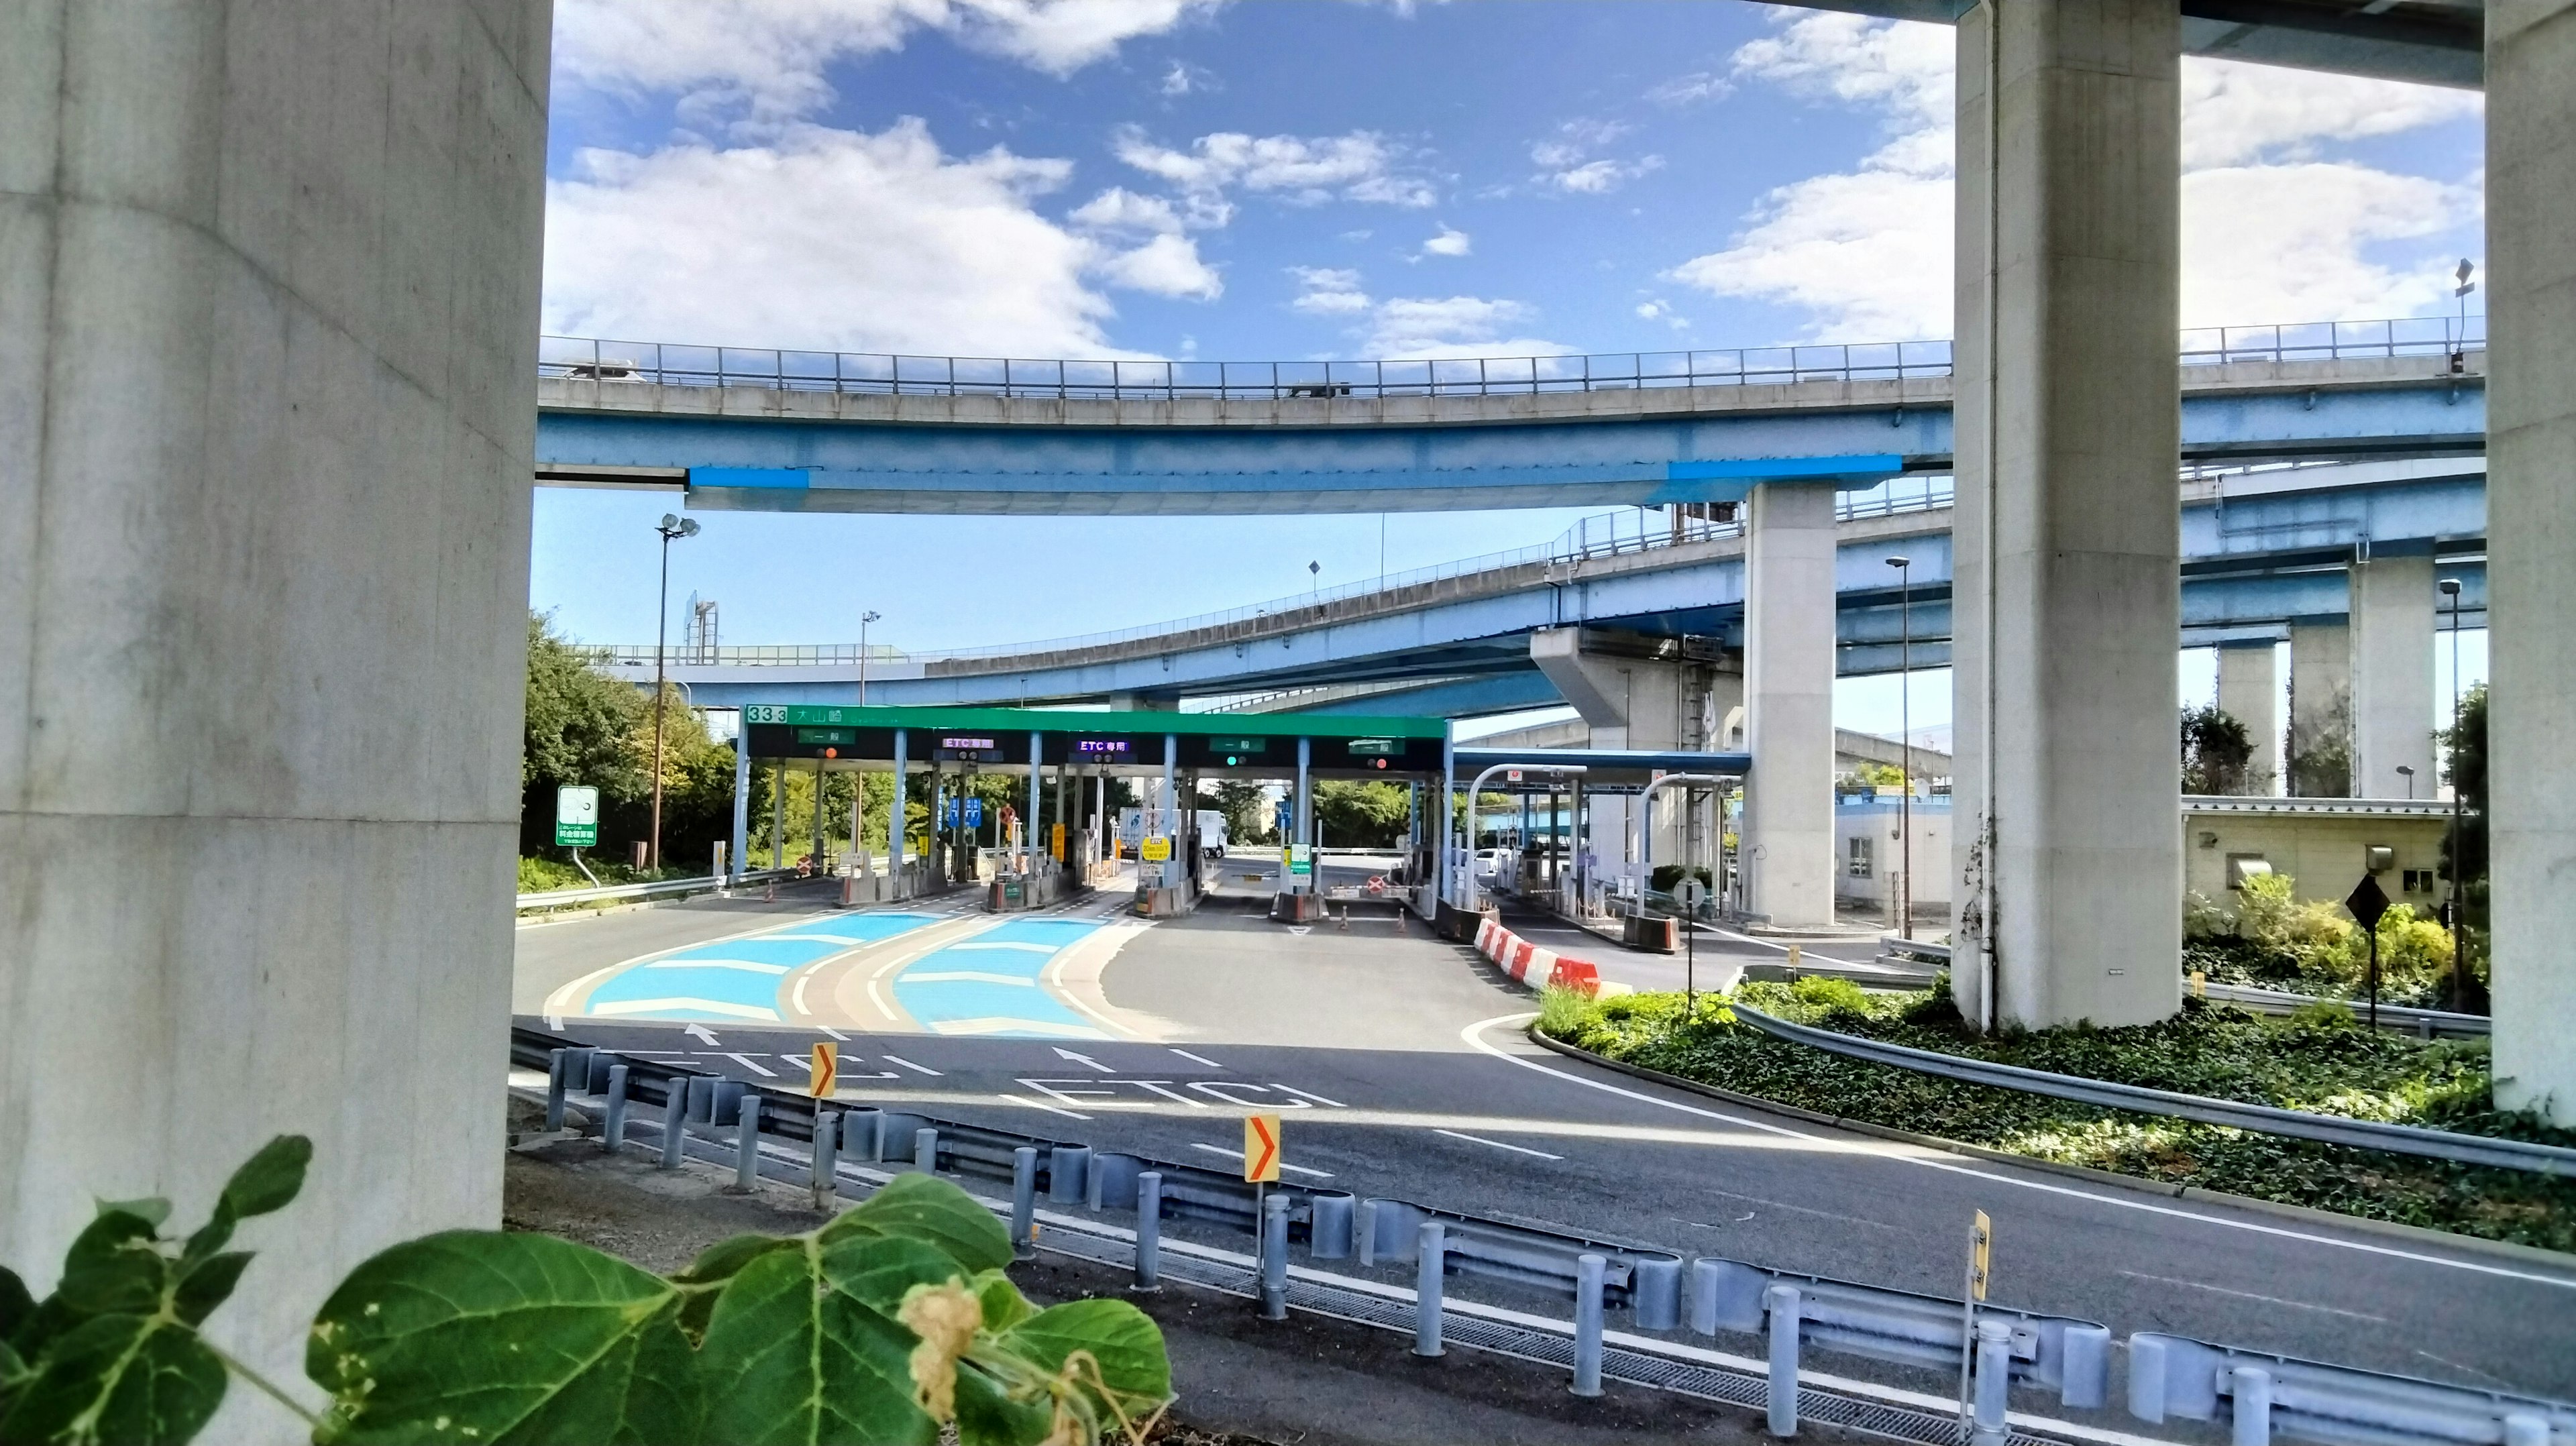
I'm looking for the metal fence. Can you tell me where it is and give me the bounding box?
[537,315,2483,403]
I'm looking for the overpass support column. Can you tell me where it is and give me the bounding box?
[2214,643,2282,795]
[1951,0,2182,1029]
[2489,0,2576,1124]
[1741,482,1839,927]
[890,730,908,883]
[732,741,752,881]
[2349,555,2436,799]
[2287,623,2353,796]
[0,1,550,1408]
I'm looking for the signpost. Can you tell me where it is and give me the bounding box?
[2346,873,2392,1029]
[1674,877,1708,1009]
[809,1042,837,1098]
[1961,1210,1992,1423]
[553,785,598,863]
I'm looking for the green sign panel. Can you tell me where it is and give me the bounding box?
[1346,738,1400,756]
[795,727,855,745]
[553,785,598,849]
[1210,736,1270,755]
[1285,845,1313,876]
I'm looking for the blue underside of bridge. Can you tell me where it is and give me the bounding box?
[645,471,2485,714]
[534,381,2483,515]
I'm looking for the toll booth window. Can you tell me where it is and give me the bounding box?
[2226,854,2271,890]
[1847,836,1872,879]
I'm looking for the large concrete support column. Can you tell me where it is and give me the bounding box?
[1741,482,1839,927]
[2349,555,2438,799]
[2488,0,2576,1124]
[2287,622,2352,796]
[1951,0,2182,1029]
[0,0,551,1421]
[2214,642,2282,795]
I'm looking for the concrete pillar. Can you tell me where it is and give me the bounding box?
[731,740,751,880]
[2349,554,2437,800]
[1951,0,2182,1029]
[889,730,908,877]
[2488,0,2576,1125]
[0,1,550,1417]
[1741,482,1839,927]
[2214,642,2282,795]
[2287,623,2352,797]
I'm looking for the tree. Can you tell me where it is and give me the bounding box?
[1205,780,1275,845]
[1313,780,1410,848]
[521,612,647,854]
[2180,704,2255,795]
[2438,683,2488,1009]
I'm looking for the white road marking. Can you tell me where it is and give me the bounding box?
[1191,1142,1336,1180]
[1189,1081,1303,1109]
[1169,1048,1224,1068]
[1434,1127,1564,1160]
[792,974,813,1015]
[883,1054,942,1076]
[867,977,896,1021]
[1054,1047,1114,1073]
[1462,1013,2576,1292]
[949,940,1059,953]
[590,999,778,1022]
[643,958,791,975]
[820,1025,850,1041]
[1269,1083,1348,1108]
[904,970,1037,986]
[1010,1093,1093,1121]
[685,1023,722,1045]
[2116,1270,2390,1322]
[720,1052,778,1078]
[928,1017,1111,1040]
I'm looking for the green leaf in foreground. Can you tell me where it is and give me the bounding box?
[1000,1299,1171,1412]
[307,1231,695,1445]
[818,1174,1012,1272]
[0,1312,225,1446]
[694,1234,963,1445]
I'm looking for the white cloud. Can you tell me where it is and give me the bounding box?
[1528,118,1664,194]
[555,0,1215,125]
[1421,225,1472,257]
[1362,296,1573,359]
[1548,156,1664,194]
[1094,232,1224,299]
[1646,70,1731,107]
[1288,266,1373,315]
[1159,59,1216,95]
[543,119,1160,358]
[1530,119,1629,170]
[1668,11,2481,341]
[1069,186,1185,234]
[1114,127,1434,209]
[1635,299,1688,329]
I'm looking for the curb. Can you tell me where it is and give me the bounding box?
[1521,1025,2576,1272]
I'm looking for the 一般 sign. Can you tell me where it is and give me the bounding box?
[554,785,598,848]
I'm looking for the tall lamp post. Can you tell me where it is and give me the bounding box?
[1885,554,1913,939]
[649,513,700,871]
[2439,575,2465,1007]
[858,610,882,705]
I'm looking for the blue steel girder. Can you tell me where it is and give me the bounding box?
[532,378,2484,516]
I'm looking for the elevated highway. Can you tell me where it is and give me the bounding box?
[600,457,2485,712]
[535,327,2487,515]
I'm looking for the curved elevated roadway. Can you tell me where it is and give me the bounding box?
[517,878,2576,1412]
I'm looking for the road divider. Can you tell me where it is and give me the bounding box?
[1474,914,1606,996]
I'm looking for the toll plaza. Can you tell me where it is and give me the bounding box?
[730,702,1748,930]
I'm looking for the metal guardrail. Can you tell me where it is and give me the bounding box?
[537,315,2481,403]
[515,869,794,911]
[516,1025,2575,1446]
[1730,1003,2575,1176]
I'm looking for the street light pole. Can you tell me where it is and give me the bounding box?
[859,610,881,706]
[2440,575,2465,1007]
[1886,555,1913,939]
[649,513,700,871]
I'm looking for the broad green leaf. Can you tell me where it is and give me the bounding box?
[170,1255,252,1328]
[969,1270,1034,1333]
[817,1175,1010,1273]
[178,1207,234,1271]
[695,1239,941,1446]
[998,1299,1171,1411]
[0,1269,31,1340]
[308,1230,692,1446]
[219,1136,311,1219]
[951,1365,1051,1446]
[52,1213,167,1318]
[93,1200,169,1231]
[673,1234,798,1341]
[0,1313,225,1446]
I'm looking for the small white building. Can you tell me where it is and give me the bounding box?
[1835,790,1951,918]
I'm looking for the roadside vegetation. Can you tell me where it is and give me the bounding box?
[1536,978,2575,1252]
[2182,870,2470,1007]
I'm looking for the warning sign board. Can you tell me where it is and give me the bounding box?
[1140,837,1171,863]
[810,1042,838,1098]
[1243,1113,1281,1183]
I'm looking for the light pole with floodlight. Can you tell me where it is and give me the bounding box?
[2439,575,2465,1006]
[649,512,700,871]
[1886,554,1914,938]
[859,610,882,705]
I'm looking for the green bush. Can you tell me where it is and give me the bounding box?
[2186,872,2458,1008]
[0,1142,1171,1445]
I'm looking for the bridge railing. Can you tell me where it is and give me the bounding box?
[537,315,2480,404]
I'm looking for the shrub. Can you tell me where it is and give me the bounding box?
[1788,976,1874,1019]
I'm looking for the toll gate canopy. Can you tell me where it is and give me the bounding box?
[740,704,1447,777]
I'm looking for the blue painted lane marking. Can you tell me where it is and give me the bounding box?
[890,917,1108,1040]
[583,911,939,1023]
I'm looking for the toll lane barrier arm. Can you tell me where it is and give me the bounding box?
[1729,1004,2576,1176]
[517,868,796,911]
[2129,1333,2575,1446]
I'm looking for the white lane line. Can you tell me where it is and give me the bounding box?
[792,974,813,1015]
[883,1054,943,1076]
[903,970,1038,987]
[1270,1083,1347,1108]
[1462,1013,2576,1292]
[1692,924,1871,971]
[588,998,780,1021]
[720,1052,778,1078]
[1191,1143,1336,1180]
[1170,1048,1224,1068]
[820,1025,850,1041]
[1010,1094,1094,1121]
[1434,1127,1564,1161]
[2116,1270,2390,1323]
[948,940,1059,953]
[643,958,791,975]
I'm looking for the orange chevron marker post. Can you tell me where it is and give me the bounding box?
[810,1042,838,1098]
[1243,1113,1281,1184]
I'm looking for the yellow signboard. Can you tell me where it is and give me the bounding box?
[1052,822,1066,860]
[1968,1210,1992,1300]
[1140,837,1171,863]
[1243,1113,1281,1183]
[810,1042,838,1098]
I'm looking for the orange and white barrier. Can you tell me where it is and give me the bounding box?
[1474,914,1603,997]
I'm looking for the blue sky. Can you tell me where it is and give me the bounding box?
[530,0,2488,731]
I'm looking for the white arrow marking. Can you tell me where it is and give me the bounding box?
[684,1023,722,1046]
[1053,1046,1114,1074]
[720,1052,777,1078]
[883,1054,942,1076]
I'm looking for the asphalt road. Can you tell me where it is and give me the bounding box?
[515,873,2576,1407]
